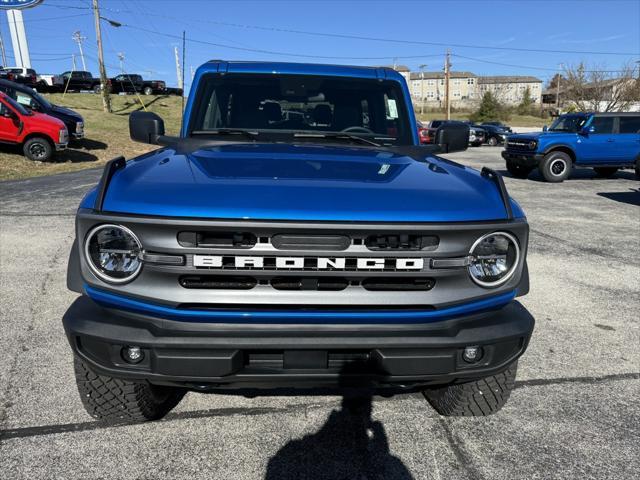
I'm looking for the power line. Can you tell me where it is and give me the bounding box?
[452,54,633,73]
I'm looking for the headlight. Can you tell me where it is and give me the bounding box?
[468,232,520,287]
[59,127,68,144]
[76,121,84,134]
[84,224,142,283]
[528,140,537,150]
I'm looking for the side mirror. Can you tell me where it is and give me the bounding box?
[542,125,548,132]
[129,111,166,144]
[434,123,469,153]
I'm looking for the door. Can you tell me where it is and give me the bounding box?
[577,115,617,164]
[617,115,640,165]
[0,100,21,143]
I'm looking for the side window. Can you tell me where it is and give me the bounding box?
[590,116,614,134]
[619,116,640,134]
[0,101,6,116]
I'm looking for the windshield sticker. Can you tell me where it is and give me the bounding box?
[387,99,398,119]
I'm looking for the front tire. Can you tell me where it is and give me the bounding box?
[506,159,533,179]
[540,151,572,182]
[143,86,153,95]
[74,356,184,422]
[487,136,498,146]
[635,158,640,179]
[23,137,53,162]
[423,361,518,416]
[593,167,618,178]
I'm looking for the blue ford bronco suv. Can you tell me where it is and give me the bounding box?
[63,61,534,421]
[502,112,640,182]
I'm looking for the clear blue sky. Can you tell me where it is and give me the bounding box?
[2,0,639,91]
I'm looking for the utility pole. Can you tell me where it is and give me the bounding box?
[92,0,111,113]
[556,63,563,112]
[117,52,125,73]
[0,26,7,66]
[419,64,427,115]
[72,31,87,71]
[444,50,451,120]
[174,45,183,89]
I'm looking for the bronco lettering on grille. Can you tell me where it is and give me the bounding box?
[193,255,424,271]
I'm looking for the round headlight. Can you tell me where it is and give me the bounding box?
[528,140,537,150]
[85,224,142,283]
[468,232,520,287]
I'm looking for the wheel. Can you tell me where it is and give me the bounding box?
[635,158,640,179]
[506,159,533,179]
[23,137,53,162]
[487,136,498,146]
[593,167,618,178]
[74,356,184,422]
[93,84,101,94]
[540,151,572,182]
[143,86,153,96]
[423,361,518,416]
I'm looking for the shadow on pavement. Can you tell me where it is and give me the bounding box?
[73,138,108,151]
[597,189,640,206]
[264,361,413,480]
[498,167,637,182]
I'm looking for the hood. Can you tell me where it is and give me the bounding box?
[28,111,65,129]
[508,130,575,141]
[49,104,82,122]
[95,143,512,222]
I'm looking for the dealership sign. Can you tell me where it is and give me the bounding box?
[0,0,43,9]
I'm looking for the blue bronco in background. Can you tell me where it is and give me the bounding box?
[502,112,640,182]
[63,61,534,421]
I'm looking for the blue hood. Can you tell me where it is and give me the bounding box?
[90,143,513,222]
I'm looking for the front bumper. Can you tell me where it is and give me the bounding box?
[501,150,544,167]
[55,142,68,151]
[63,295,535,390]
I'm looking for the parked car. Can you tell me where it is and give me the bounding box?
[417,120,433,144]
[142,79,166,95]
[1,66,37,88]
[482,121,512,133]
[56,71,101,92]
[109,73,144,93]
[0,68,16,81]
[36,73,61,92]
[62,60,533,423]
[469,126,486,147]
[478,124,509,146]
[422,120,470,146]
[0,91,68,161]
[502,112,640,181]
[0,79,84,140]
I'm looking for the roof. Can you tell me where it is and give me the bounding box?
[200,61,405,81]
[478,76,542,84]
[409,71,476,80]
[384,64,410,72]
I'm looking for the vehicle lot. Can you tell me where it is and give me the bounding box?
[0,147,638,479]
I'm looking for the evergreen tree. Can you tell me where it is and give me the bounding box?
[471,91,502,122]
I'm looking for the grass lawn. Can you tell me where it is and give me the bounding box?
[0,93,183,181]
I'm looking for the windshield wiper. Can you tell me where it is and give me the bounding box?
[191,128,259,140]
[293,132,385,147]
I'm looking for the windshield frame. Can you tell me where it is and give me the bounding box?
[185,72,414,146]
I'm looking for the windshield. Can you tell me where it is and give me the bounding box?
[549,114,588,132]
[1,94,32,116]
[189,74,411,145]
[13,89,51,111]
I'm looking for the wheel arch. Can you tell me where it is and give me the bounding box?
[22,132,55,148]
[542,145,576,163]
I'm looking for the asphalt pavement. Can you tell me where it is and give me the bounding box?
[0,147,639,479]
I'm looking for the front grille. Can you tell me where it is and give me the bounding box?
[365,234,438,251]
[179,275,257,289]
[271,234,350,251]
[505,140,535,153]
[271,277,349,291]
[178,231,257,248]
[362,278,435,291]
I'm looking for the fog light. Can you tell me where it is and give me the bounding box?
[122,346,144,364]
[463,346,483,363]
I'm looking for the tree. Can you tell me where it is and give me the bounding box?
[562,62,640,112]
[471,91,505,122]
[517,86,534,115]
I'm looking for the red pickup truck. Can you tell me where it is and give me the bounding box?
[0,91,68,161]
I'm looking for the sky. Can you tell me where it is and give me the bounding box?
[1,0,639,92]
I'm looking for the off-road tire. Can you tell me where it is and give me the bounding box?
[635,158,640,179]
[143,86,153,95]
[540,151,572,182]
[423,361,517,416]
[487,136,498,146]
[593,167,618,178]
[93,84,101,94]
[74,356,184,422]
[23,136,53,162]
[506,159,532,179]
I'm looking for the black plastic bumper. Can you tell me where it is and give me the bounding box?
[63,296,535,390]
[502,150,544,167]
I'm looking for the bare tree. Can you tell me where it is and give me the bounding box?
[562,62,640,112]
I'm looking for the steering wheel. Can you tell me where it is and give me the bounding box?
[341,126,374,134]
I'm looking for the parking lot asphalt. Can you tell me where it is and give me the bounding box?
[0,147,639,480]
